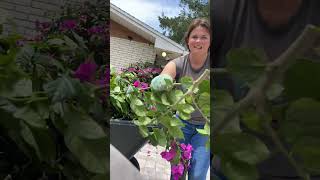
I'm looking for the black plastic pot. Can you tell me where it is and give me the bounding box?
[110,118,148,159]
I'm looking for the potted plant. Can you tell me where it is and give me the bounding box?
[110,60,210,179]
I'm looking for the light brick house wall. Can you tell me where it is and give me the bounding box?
[0,0,84,36]
[110,20,156,70]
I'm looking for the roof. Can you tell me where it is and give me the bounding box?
[110,3,188,56]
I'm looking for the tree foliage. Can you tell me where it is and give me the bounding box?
[212,25,320,180]
[158,0,209,44]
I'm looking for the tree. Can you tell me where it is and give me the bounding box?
[158,0,209,45]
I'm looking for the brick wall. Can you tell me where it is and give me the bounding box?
[110,37,156,70]
[0,0,84,36]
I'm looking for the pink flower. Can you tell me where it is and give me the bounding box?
[140,82,149,90]
[74,62,97,82]
[171,163,184,180]
[133,80,140,88]
[59,19,77,32]
[180,143,192,160]
[128,68,136,72]
[88,25,104,35]
[160,148,176,161]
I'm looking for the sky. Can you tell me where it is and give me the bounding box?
[111,0,182,32]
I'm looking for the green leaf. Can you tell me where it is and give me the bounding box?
[197,122,210,135]
[1,78,32,98]
[198,80,210,94]
[72,31,88,50]
[177,111,190,120]
[226,48,266,86]
[213,90,241,133]
[241,109,265,133]
[43,75,80,103]
[266,83,284,100]
[214,133,269,165]
[168,126,184,139]
[65,133,108,174]
[197,92,210,118]
[47,38,65,46]
[153,128,167,147]
[161,93,170,105]
[14,106,47,128]
[158,115,171,128]
[170,116,184,127]
[64,35,78,50]
[131,96,144,106]
[220,157,259,180]
[180,76,193,91]
[283,59,320,100]
[138,125,149,138]
[131,105,146,117]
[133,116,152,126]
[20,121,41,159]
[112,86,121,93]
[291,137,320,173]
[64,110,106,139]
[280,98,320,144]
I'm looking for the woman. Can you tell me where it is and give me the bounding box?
[154,18,211,180]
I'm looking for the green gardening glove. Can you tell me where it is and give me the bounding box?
[150,74,174,92]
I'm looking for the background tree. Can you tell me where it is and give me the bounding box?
[158,0,209,45]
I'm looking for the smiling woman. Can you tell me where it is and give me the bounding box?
[154,18,211,180]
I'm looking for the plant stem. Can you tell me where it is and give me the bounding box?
[192,96,210,123]
[172,69,210,107]
[263,122,310,180]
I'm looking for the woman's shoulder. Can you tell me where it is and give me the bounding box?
[171,54,188,65]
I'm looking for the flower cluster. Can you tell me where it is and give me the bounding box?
[161,141,193,180]
[121,62,162,84]
[133,80,149,92]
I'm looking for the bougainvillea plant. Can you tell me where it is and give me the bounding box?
[0,0,109,179]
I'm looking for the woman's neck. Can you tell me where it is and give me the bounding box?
[189,52,208,70]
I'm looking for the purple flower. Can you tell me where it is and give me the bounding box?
[74,62,97,82]
[140,82,149,90]
[59,19,77,32]
[160,148,176,161]
[180,143,192,160]
[88,25,104,35]
[171,163,184,180]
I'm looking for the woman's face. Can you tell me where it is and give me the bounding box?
[187,26,210,54]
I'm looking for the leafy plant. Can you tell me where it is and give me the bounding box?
[212,25,320,180]
[111,62,210,178]
[0,0,109,179]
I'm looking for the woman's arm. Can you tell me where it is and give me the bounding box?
[161,61,177,79]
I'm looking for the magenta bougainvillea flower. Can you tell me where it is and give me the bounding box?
[59,19,77,31]
[180,143,193,160]
[171,163,184,180]
[88,25,104,35]
[74,62,97,82]
[133,80,149,91]
[140,82,149,90]
[160,147,176,161]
